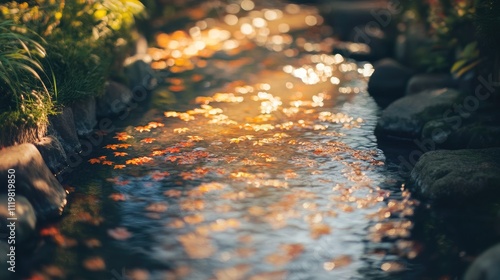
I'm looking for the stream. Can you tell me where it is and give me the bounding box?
[17,1,500,280]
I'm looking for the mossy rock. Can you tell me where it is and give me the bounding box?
[376,88,463,139]
[410,148,500,204]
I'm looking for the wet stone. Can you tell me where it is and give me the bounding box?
[0,195,37,244]
[464,243,500,280]
[48,107,81,154]
[96,81,134,118]
[376,88,462,139]
[406,73,458,96]
[410,148,500,204]
[368,58,414,105]
[70,96,97,136]
[34,136,68,174]
[0,144,67,221]
[0,241,12,278]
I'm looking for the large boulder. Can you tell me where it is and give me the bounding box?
[464,243,500,280]
[0,144,67,220]
[34,136,68,174]
[376,88,462,139]
[368,58,414,104]
[96,81,134,118]
[0,195,37,244]
[410,148,500,204]
[406,73,458,96]
[70,96,97,136]
[48,107,81,154]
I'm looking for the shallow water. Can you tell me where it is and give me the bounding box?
[16,1,498,280]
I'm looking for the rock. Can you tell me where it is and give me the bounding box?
[48,107,81,154]
[0,144,67,220]
[376,88,462,139]
[34,136,68,174]
[464,243,500,280]
[96,81,133,118]
[368,58,414,103]
[406,73,458,95]
[449,125,500,149]
[422,121,500,149]
[0,241,12,279]
[0,195,37,244]
[421,107,500,149]
[420,119,453,145]
[70,96,97,136]
[124,57,157,92]
[320,1,395,40]
[410,148,500,204]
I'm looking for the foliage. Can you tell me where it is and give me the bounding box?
[401,0,479,75]
[0,20,55,147]
[0,0,144,145]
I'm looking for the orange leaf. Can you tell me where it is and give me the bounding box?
[323,255,352,271]
[135,126,151,132]
[108,227,132,240]
[118,144,132,149]
[104,144,119,150]
[114,132,133,141]
[145,202,168,213]
[163,189,182,198]
[141,138,156,144]
[147,121,164,128]
[83,257,106,271]
[109,193,126,201]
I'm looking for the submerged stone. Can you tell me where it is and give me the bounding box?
[410,148,500,204]
[0,144,67,221]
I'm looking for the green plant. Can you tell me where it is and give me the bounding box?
[401,0,479,74]
[0,20,55,146]
[0,0,144,146]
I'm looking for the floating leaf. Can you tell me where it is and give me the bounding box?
[108,227,132,240]
[83,257,106,271]
[141,137,156,144]
[178,233,215,259]
[214,264,250,280]
[114,132,133,141]
[323,255,352,271]
[109,193,126,201]
[381,261,405,273]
